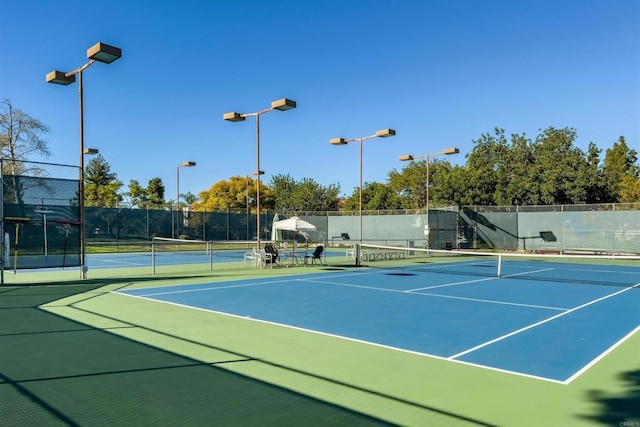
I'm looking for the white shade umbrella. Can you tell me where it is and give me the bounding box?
[272,216,317,233]
[271,213,282,242]
[272,216,316,250]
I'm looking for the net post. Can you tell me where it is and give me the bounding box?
[497,254,502,277]
[152,241,156,275]
[355,243,361,267]
[209,241,213,271]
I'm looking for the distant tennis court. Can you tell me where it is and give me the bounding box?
[79,239,339,270]
[118,250,640,383]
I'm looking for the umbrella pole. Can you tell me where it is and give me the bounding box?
[62,223,70,269]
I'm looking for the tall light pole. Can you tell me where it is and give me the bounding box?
[223,98,296,249]
[246,170,264,240]
[330,129,396,245]
[176,161,196,238]
[46,42,121,279]
[399,147,459,249]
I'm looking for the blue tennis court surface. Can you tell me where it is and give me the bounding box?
[85,251,212,269]
[118,266,640,383]
[6,248,343,275]
[83,249,343,270]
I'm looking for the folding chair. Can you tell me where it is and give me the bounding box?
[304,245,324,265]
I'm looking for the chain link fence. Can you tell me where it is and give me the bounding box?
[2,159,638,283]
[1,159,80,280]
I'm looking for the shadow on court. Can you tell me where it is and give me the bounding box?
[0,284,394,426]
[579,368,640,424]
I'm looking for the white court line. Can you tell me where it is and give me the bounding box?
[502,267,554,278]
[415,291,566,311]
[113,275,640,385]
[508,262,640,277]
[300,278,567,311]
[404,260,496,273]
[448,283,640,360]
[119,270,567,310]
[407,276,499,291]
[90,257,148,267]
[113,271,370,298]
[115,291,568,384]
[564,324,640,384]
[117,277,302,297]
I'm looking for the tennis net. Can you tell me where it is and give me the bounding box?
[357,243,640,287]
[87,238,212,255]
[86,238,214,273]
[86,239,260,268]
[152,237,212,255]
[209,240,257,260]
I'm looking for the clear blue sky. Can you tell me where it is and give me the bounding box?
[1,0,638,200]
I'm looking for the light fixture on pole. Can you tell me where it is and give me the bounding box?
[223,98,296,249]
[399,147,459,249]
[176,161,196,238]
[331,129,396,248]
[46,42,121,279]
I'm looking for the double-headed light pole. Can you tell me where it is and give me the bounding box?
[223,99,296,249]
[176,161,196,238]
[399,147,459,249]
[330,129,396,245]
[46,42,121,279]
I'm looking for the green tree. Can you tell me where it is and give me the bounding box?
[194,175,273,211]
[270,174,298,212]
[84,154,123,207]
[463,128,508,205]
[292,178,341,212]
[125,179,148,208]
[176,128,637,212]
[494,133,535,205]
[618,174,640,203]
[147,177,166,207]
[389,159,458,210]
[531,127,589,204]
[438,165,470,206]
[584,142,605,203]
[271,174,340,212]
[388,161,426,210]
[180,191,199,206]
[343,181,399,211]
[602,136,639,202]
[428,161,459,207]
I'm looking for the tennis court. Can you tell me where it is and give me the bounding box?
[85,245,342,270]
[2,240,341,274]
[4,244,639,425]
[117,251,640,384]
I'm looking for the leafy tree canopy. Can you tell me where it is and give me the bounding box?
[194,175,273,212]
[3,99,638,209]
[84,154,123,207]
